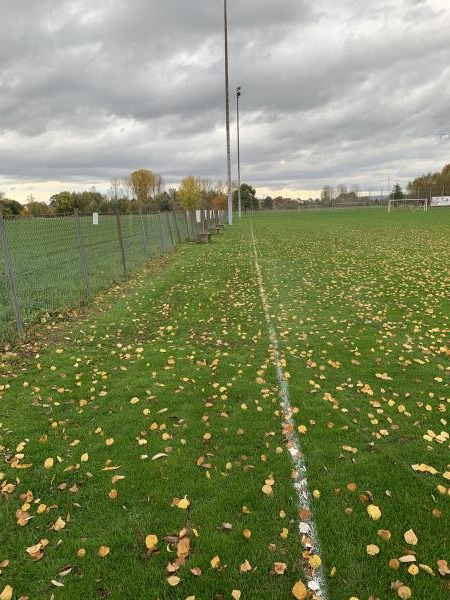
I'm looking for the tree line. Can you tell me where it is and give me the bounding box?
[318,162,450,206]
[0,170,258,216]
[407,163,450,198]
[4,161,449,217]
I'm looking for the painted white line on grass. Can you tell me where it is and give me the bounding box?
[251,224,329,600]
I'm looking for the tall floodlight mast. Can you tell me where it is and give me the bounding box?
[236,86,242,218]
[223,0,232,225]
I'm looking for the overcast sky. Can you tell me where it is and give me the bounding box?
[1,0,449,202]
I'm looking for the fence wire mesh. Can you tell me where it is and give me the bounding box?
[0,209,225,341]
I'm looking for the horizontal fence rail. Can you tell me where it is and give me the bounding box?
[0,209,226,342]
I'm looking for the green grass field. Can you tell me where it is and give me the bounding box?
[0,210,449,600]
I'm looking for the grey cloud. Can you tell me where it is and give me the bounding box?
[0,0,449,199]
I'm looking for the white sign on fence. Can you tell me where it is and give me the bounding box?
[93,212,99,225]
[430,196,450,207]
[196,210,201,223]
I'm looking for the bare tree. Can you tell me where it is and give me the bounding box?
[109,178,122,202]
[321,185,335,205]
[154,174,164,196]
[337,184,347,197]
[122,178,132,200]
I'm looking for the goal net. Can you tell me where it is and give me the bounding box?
[388,198,428,212]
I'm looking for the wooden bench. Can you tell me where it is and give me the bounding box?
[196,232,212,244]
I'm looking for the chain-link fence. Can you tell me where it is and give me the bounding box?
[0,209,226,341]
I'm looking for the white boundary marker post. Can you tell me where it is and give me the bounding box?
[251,223,329,599]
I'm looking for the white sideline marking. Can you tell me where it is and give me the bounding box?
[251,225,329,599]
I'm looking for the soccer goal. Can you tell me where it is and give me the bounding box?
[388,198,428,212]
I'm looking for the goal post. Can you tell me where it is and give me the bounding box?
[388,198,428,212]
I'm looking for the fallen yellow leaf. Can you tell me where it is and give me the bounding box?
[274,562,287,575]
[53,517,66,531]
[240,559,252,573]
[399,555,416,563]
[145,535,158,549]
[397,586,412,599]
[378,529,392,541]
[404,529,418,545]
[418,563,434,576]
[292,580,307,599]
[367,504,382,520]
[0,585,13,600]
[437,559,450,576]
[178,496,190,510]
[309,554,322,568]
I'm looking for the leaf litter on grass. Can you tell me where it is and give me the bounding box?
[0,227,313,598]
[1,212,449,598]
[251,212,450,599]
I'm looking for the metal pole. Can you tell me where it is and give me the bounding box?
[236,86,242,218]
[158,211,165,255]
[74,209,91,297]
[0,209,24,338]
[173,211,182,242]
[166,212,175,246]
[224,0,233,225]
[192,211,199,235]
[116,210,127,277]
[185,211,191,240]
[139,209,150,258]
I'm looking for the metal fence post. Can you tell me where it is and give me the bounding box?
[0,209,24,338]
[172,211,181,242]
[74,210,91,297]
[184,211,191,240]
[166,212,175,246]
[116,210,127,276]
[139,209,150,258]
[201,209,205,232]
[193,210,199,235]
[158,211,165,255]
